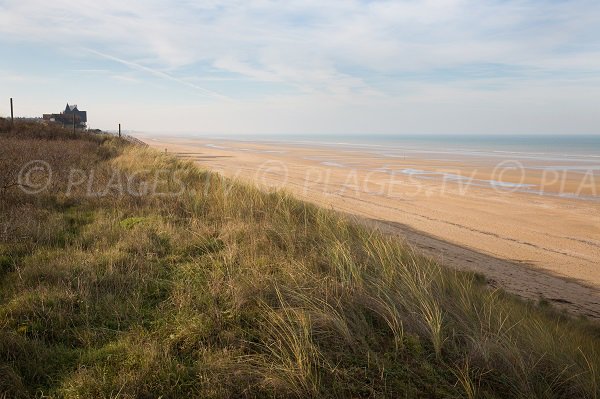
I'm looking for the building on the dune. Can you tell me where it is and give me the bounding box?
[43,103,88,128]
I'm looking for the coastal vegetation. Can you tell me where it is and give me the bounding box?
[1,120,600,398]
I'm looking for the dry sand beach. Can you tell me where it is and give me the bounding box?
[141,135,600,319]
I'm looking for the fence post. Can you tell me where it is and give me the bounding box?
[119,123,121,137]
[10,98,14,126]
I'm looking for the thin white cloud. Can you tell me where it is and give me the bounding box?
[2,1,600,81]
[0,0,599,133]
[85,49,230,100]
[71,69,111,74]
[110,74,142,84]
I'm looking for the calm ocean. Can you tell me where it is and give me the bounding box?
[238,134,600,166]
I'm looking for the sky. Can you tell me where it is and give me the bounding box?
[1,0,599,135]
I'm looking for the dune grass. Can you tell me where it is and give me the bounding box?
[1,121,600,398]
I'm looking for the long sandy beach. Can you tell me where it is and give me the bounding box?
[141,135,600,318]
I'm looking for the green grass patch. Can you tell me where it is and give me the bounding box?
[119,216,149,229]
[1,129,600,398]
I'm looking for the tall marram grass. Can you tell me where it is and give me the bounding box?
[1,121,600,398]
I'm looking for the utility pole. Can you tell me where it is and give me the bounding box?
[10,98,14,126]
[118,123,121,137]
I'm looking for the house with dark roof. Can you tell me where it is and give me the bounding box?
[64,104,87,124]
[43,103,87,128]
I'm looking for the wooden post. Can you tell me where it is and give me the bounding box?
[10,98,14,126]
[72,113,76,134]
[118,123,121,137]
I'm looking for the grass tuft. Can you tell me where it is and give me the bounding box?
[1,122,600,398]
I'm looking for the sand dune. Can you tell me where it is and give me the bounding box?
[141,135,600,319]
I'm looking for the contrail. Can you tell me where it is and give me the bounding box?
[85,48,230,100]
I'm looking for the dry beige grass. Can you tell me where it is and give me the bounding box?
[1,120,600,398]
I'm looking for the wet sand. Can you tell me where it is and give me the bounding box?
[139,135,600,319]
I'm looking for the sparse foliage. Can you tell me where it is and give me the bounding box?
[1,123,599,398]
